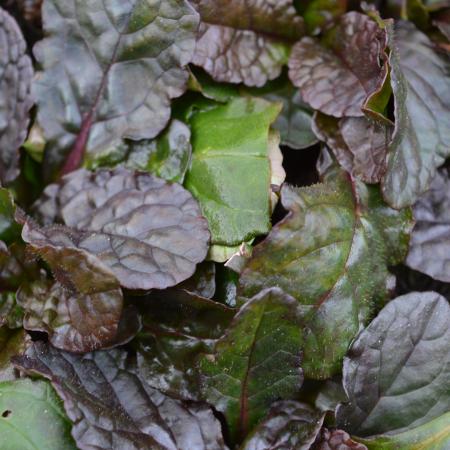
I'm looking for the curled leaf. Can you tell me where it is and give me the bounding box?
[313,113,391,184]
[31,168,210,290]
[288,12,387,118]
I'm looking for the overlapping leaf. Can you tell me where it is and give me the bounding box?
[240,167,413,379]
[0,8,33,185]
[246,75,318,150]
[337,292,450,436]
[288,12,387,118]
[17,272,123,353]
[13,342,228,450]
[190,0,303,87]
[381,21,450,208]
[0,379,75,450]
[35,0,199,177]
[0,328,28,382]
[313,429,367,450]
[313,114,392,184]
[87,120,192,184]
[135,289,234,401]
[241,401,325,450]
[406,168,450,281]
[184,97,281,247]
[358,413,450,450]
[31,168,210,290]
[199,287,304,443]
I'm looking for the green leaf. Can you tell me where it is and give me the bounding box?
[296,0,348,34]
[0,7,33,185]
[240,167,413,379]
[240,401,325,450]
[35,0,199,177]
[0,189,21,244]
[337,292,450,436]
[0,379,75,450]
[245,75,318,150]
[86,120,192,184]
[184,97,281,246]
[358,413,450,450]
[381,21,450,208]
[190,0,303,87]
[199,287,304,444]
[0,328,27,382]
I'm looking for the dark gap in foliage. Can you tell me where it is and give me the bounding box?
[27,330,49,343]
[391,265,450,300]
[281,144,320,187]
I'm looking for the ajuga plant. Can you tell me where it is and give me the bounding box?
[1,1,450,449]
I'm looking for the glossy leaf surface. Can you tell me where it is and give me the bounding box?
[31,168,210,290]
[406,169,450,282]
[135,289,235,401]
[382,21,450,208]
[185,97,280,246]
[36,0,199,176]
[13,342,228,450]
[337,292,450,436]
[199,287,304,443]
[240,168,413,378]
[17,272,123,353]
[241,401,325,450]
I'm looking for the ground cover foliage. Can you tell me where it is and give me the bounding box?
[0,0,450,449]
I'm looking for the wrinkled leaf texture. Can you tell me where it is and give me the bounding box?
[31,168,210,290]
[0,8,33,185]
[13,342,228,450]
[288,12,387,118]
[191,0,303,87]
